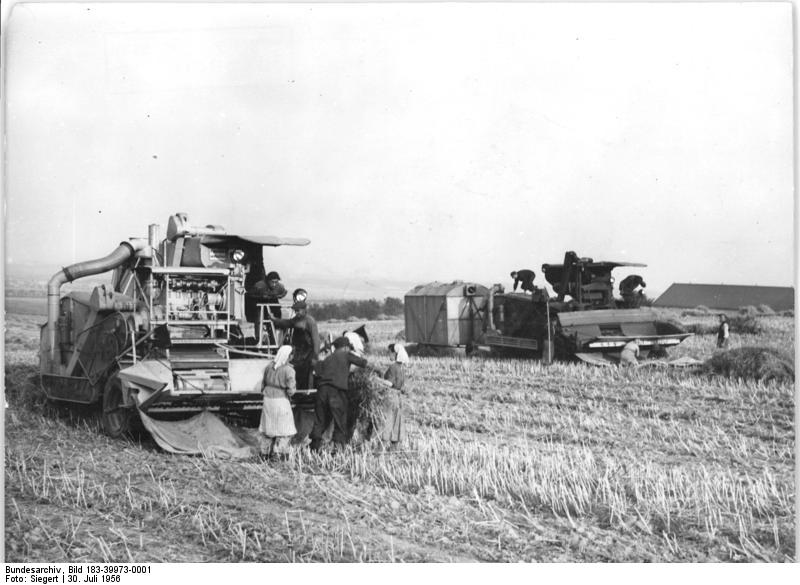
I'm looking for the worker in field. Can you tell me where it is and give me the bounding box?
[717,314,730,349]
[343,331,365,356]
[269,300,320,390]
[259,345,297,460]
[309,336,369,452]
[378,342,409,451]
[342,325,369,441]
[342,324,369,356]
[511,269,536,293]
[619,338,641,367]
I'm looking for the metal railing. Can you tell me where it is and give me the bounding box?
[255,302,296,348]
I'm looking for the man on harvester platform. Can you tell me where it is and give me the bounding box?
[619,274,647,308]
[269,300,320,390]
[511,269,536,293]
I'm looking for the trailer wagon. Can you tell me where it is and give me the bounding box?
[404,281,489,348]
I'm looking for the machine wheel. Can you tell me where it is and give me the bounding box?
[553,334,571,362]
[101,374,137,438]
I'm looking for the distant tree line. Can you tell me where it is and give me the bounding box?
[309,297,404,321]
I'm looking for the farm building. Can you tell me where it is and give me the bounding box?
[654,283,794,311]
[404,281,489,347]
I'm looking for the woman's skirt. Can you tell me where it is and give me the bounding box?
[379,392,404,443]
[260,394,297,437]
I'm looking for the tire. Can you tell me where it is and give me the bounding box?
[553,334,571,362]
[101,374,137,438]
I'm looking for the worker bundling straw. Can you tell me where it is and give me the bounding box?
[259,344,296,460]
[378,342,409,451]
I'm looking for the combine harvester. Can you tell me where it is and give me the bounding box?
[39,212,312,443]
[404,251,691,365]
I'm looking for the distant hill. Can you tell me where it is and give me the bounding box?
[4,263,418,302]
[291,275,418,301]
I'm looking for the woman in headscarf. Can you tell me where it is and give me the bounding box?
[343,330,365,356]
[259,344,297,459]
[380,342,409,451]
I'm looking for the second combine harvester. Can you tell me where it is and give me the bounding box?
[404,251,691,364]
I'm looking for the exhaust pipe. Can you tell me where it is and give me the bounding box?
[47,239,148,364]
[487,284,502,331]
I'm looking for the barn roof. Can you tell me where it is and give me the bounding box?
[654,283,795,311]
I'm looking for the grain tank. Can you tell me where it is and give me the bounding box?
[404,281,489,349]
[39,212,310,436]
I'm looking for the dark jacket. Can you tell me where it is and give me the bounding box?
[272,313,320,363]
[262,281,288,302]
[384,362,405,393]
[717,321,729,342]
[513,269,536,291]
[317,349,367,390]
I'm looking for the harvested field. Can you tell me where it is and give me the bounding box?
[3,310,796,562]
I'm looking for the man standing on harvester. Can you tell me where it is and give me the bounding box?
[309,336,369,452]
[252,271,288,344]
[269,300,320,390]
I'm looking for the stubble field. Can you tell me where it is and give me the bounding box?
[3,309,796,562]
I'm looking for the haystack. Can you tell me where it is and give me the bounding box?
[704,346,794,383]
[730,315,763,335]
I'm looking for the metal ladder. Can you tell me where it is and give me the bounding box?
[257,303,294,349]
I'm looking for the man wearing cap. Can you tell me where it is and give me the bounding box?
[341,324,369,355]
[269,300,319,390]
[309,336,368,451]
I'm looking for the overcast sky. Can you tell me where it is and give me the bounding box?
[2,2,794,297]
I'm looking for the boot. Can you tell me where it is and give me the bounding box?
[259,436,275,461]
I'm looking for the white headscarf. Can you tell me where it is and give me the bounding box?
[344,331,364,355]
[273,345,293,370]
[393,342,409,365]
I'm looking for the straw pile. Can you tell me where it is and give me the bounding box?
[704,346,794,383]
[348,368,393,441]
[730,315,763,335]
